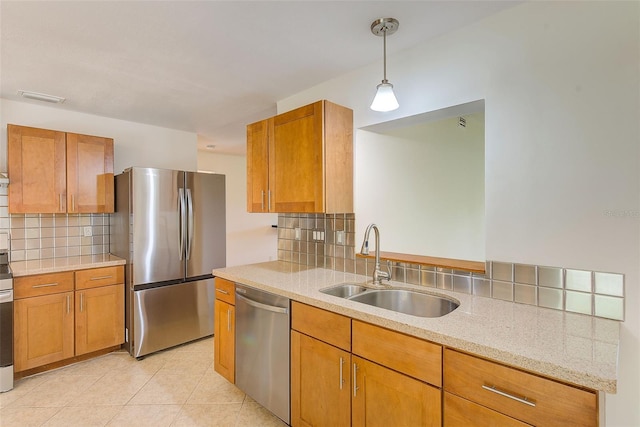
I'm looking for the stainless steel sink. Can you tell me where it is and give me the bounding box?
[347,289,459,318]
[319,283,369,298]
[320,284,459,318]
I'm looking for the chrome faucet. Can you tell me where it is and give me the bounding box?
[360,223,391,286]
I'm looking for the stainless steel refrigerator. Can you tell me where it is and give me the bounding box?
[110,167,226,358]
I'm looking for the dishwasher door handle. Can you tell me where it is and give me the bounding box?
[236,292,289,314]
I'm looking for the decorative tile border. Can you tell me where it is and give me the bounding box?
[277,212,625,321]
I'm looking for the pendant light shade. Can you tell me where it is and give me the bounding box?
[370,18,399,112]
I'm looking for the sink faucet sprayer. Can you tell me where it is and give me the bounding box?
[360,223,391,286]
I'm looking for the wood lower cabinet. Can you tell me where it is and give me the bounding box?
[291,302,441,427]
[8,124,114,214]
[214,278,235,383]
[14,291,75,371]
[291,330,351,427]
[14,266,125,373]
[352,355,441,427]
[246,100,353,213]
[75,284,124,356]
[444,392,532,427]
[444,349,597,427]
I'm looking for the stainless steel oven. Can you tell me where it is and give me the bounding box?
[0,248,13,393]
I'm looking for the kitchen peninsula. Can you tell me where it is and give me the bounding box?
[214,260,619,425]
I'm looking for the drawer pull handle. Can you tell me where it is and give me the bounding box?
[33,282,59,288]
[339,357,344,390]
[217,289,229,295]
[90,275,113,281]
[482,384,536,407]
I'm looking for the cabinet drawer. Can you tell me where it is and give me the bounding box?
[14,272,75,299]
[75,266,124,290]
[215,277,235,305]
[444,392,531,427]
[291,302,351,351]
[444,349,597,427]
[352,320,442,387]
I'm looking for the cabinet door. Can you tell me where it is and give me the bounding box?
[214,299,235,383]
[271,101,324,213]
[75,284,124,356]
[8,124,67,213]
[66,133,114,213]
[352,356,441,427]
[14,291,74,371]
[246,119,272,212]
[444,392,532,427]
[291,330,351,427]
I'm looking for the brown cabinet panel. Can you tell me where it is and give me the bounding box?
[14,272,75,299]
[352,355,441,427]
[75,283,125,356]
[291,330,351,427]
[444,349,597,427]
[214,299,235,383]
[246,119,272,212]
[14,291,75,371]
[8,124,66,213]
[352,320,442,387]
[291,301,351,351]
[444,392,532,427]
[75,266,124,290]
[214,277,235,305]
[66,133,114,213]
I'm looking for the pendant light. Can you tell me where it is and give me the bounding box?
[370,18,399,112]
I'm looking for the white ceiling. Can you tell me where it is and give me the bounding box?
[1,1,519,154]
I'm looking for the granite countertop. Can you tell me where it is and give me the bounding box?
[11,254,126,277]
[213,261,619,394]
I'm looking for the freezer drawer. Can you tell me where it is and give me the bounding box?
[235,284,290,424]
[132,279,214,358]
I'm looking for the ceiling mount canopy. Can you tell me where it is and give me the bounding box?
[370,17,399,112]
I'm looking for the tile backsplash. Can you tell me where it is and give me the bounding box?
[277,212,625,321]
[0,182,110,261]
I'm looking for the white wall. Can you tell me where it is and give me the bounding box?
[197,151,277,267]
[0,98,198,173]
[279,2,639,425]
[356,113,485,260]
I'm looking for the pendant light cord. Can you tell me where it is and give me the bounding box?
[382,26,388,83]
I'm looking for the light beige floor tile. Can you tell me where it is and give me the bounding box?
[73,373,152,406]
[173,337,214,355]
[107,404,182,427]
[42,405,122,427]
[171,403,241,427]
[0,406,60,427]
[187,371,245,405]
[236,401,288,427]
[8,374,102,408]
[51,353,123,377]
[1,374,49,408]
[158,350,213,377]
[128,374,201,405]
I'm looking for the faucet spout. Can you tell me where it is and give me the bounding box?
[360,223,391,286]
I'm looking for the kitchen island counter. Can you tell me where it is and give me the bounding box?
[11,254,126,277]
[213,261,619,394]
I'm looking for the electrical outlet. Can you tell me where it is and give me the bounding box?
[336,230,345,245]
[83,226,93,237]
[295,227,301,240]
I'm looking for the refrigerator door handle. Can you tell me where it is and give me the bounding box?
[178,188,186,260]
[186,188,194,260]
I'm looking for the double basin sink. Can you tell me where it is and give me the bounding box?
[319,283,459,318]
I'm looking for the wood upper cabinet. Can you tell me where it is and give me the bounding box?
[66,133,114,213]
[7,124,114,214]
[246,100,353,213]
[8,124,66,213]
[214,278,235,383]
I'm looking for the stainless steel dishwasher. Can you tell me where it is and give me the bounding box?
[235,284,290,424]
